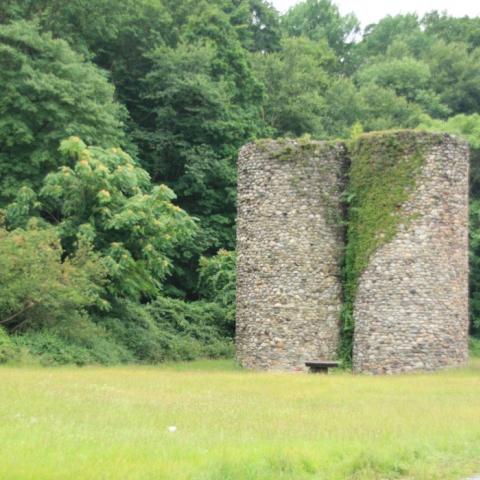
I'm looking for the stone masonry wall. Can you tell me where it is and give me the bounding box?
[235,140,347,370]
[352,133,470,374]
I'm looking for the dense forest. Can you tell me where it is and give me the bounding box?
[0,0,479,365]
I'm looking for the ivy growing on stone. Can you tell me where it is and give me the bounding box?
[339,130,437,362]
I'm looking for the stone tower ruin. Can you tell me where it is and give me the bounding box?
[236,140,347,370]
[236,131,470,374]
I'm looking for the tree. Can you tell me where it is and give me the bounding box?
[424,40,480,115]
[423,12,480,52]
[223,0,282,53]
[0,21,126,202]
[356,56,449,118]
[198,249,236,335]
[281,0,359,69]
[252,36,335,137]
[353,13,480,118]
[355,14,424,61]
[138,4,264,256]
[1,0,266,297]
[6,137,196,301]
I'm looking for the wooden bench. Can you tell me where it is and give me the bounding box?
[305,361,339,374]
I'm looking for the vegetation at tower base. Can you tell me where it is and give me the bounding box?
[340,131,433,363]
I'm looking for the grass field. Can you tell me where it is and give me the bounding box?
[1,360,480,480]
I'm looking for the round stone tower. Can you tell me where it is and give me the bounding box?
[352,132,470,374]
[235,140,347,370]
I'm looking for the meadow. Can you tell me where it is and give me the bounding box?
[1,360,480,480]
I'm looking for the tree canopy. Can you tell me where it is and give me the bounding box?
[0,21,126,201]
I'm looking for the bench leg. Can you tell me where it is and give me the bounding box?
[309,367,328,374]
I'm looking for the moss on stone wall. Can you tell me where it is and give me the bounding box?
[340,130,439,362]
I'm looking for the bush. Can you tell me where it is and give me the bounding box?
[6,137,197,302]
[0,223,107,333]
[12,323,133,366]
[0,326,17,363]
[101,297,234,363]
[100,300,168,363]
[470,337,480,358]
[148,296,234,360]
[13,331,95,366]
[198,249,236,337]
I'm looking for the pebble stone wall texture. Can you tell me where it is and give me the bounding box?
[235,140,347,370]
[236,131,470,374]
[352,133,470,374]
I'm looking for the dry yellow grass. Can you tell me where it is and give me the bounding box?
[0,359,479,479]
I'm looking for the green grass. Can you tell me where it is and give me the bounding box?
[1,360,480,480]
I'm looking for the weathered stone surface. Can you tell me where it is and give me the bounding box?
[352,133,470,374]
[236,132,469,375]
[235,140,347,370]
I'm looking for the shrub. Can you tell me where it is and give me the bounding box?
[100,300,168,363]
[198,249,236,336]
[102,298,234,363]
[148,296,234,360]
[470,337,480,357]
[0,223,108,333]
[12,321,134,366]
[6,137,197,302]
[13,331,95,366]
[0,326,17,363]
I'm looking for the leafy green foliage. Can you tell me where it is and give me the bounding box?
[140,42,247,251]
[0,326,16,363]
[471,200,480,334]
[356,57,448,117]
[102,298,233,363]
[426,40,480,115]
[281,0,359,68]
[470,336,480,357]
[198,250,236,335]
[12,328,134,366]
[354,14,480,118]
[0,21,126,201]
[252,36,335,138]
[355,84,423,132]
[418,114,480,149]
[137,5,264,257]
[355,14,423,60]
[424,12,480,52]
[148,297,234,360]
[6,137,197,301]
[224,0,282,53]
[0,222,107,332]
